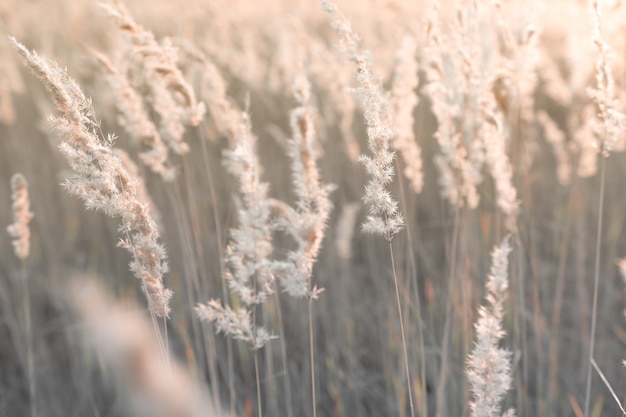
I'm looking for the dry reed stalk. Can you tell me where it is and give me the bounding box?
[466,236,514,417]
[587,0,626,157]
[320,4,414,417]
[494,1,541,170]
[320,0,403,240]
[271,75,332,299]
[584,2,624,415]
[190,41,279,416]
[459,2,520,232]
[170,38,242,416]
[422,5,480,210]
[7,173,33,260]
[6,172,36,417]
[196,121,276,417]
[273,74,333,417]
[10,37,173,318]
[173,40,233,141]
[425,6,488,414]
[99,0,205,155]
[195,110,275,349]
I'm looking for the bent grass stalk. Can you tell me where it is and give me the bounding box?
[7,173,36,416]
[584,1,624,414]
[11,37,174,372]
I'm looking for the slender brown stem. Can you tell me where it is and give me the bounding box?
[197,124,236,414]
[436,206,460,417]
[272,286,295,417]
[21,262,36,417]
[308,296,317,417]
[254,349,263,417]
[389,238,415,417]
[395,154,427,417]
[549,176,576,410]
[584,155,606,417]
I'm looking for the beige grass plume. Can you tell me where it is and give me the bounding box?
[270,75,333,299]
[196,110,275,349]
[113,148,163,228]
[422,4,481,210]
[7,173,33,260]
[320,0,403,241]
[466,236,515,417]
[588,0,625,157]
[93,50,176,181]
[99,0,205,156]
[10,37,172,318]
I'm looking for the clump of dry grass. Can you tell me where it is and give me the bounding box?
[7,173,33,260]
[10,37,173,318]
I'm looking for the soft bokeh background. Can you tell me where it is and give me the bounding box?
[2,1,626,416]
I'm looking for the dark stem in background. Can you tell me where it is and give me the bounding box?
[197,124,236,415]
[436,205,460,417]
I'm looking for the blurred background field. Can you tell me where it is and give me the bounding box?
[2,1,626,416]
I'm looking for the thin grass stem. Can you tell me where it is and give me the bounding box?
[389,237,415,417]
[584,155,606,417]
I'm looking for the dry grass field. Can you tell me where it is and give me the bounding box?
[2,1,626,416]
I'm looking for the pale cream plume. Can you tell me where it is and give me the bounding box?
[7,173,33,260]
[11,37,173,318]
